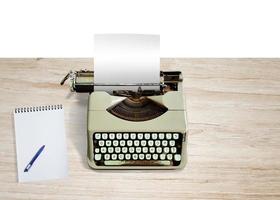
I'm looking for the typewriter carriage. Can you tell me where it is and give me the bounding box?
[60,70,183,95]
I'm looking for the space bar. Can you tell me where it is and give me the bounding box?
[104,160,171,166]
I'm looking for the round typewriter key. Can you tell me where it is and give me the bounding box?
[102,133,108,140]
[120,140,125,146]
[127,140,133,146]
[155,140,160,146]
[174,154,181,161]
[159,133,164,139]
[129,147,135,153]
[144,133,150,140]
[118,154,124,160]
[164,147,169,153]
[142,147,148,153]
[109,133,115,139]
[101,147,106,153]
[138,133,143,139]
[125,154,131,160]
[115,147,121,153]
[113,140,119,146]
[111,154,117,160]
[141,140,146,146]
[134,140,140,146]
[120,140,125,147]
[171,147,177,153]
[123,133,129,139]
[136,147,141,153]
[173,133,179,140]
[94,154,101,161]
[108,147,114,153]
[149,147,155,153]
[167,154,173,160]
[166,133,172,140]
[152,133,157,140]
[139,154,145,160]
[132,154,138,160]
[95,133,101,140]
[116,133,122,139]
[156,147,162,153]
[106,140,111,146]
[169,140,175,146]
[122,147,128,153]
[104,154,110,160]
[162,140,168,146]
[152,154,158,160]
[99,140,104,146]
[146,154,151,160]
[130,133,136,140]
[148,140,154,146]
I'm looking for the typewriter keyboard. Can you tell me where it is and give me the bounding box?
[93,132,184,167]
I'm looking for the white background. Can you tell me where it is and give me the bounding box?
[0,0,279,57]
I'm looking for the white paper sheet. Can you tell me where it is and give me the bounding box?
[14,105,68,182]
[94,34,160,93]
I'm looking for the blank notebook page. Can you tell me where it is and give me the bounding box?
[14,105,68,182]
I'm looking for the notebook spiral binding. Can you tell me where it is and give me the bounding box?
[14,104,63,113]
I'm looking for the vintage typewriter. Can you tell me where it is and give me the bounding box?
[61,70,188,169]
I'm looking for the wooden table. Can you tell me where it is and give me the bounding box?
[0,58,279,200]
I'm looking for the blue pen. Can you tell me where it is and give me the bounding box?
[24,145,45,172]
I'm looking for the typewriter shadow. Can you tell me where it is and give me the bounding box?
[68,93,90,169]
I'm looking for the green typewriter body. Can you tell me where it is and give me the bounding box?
[61,70,188,169]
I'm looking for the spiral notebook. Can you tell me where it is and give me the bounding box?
[14,105,68,182]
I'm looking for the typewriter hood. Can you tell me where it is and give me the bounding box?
[87,91,187,133]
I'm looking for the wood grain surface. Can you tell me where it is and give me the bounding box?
[0,58,279,200]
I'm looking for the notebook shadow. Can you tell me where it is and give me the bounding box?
[11,112,19,182]
[68,93,90,169]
